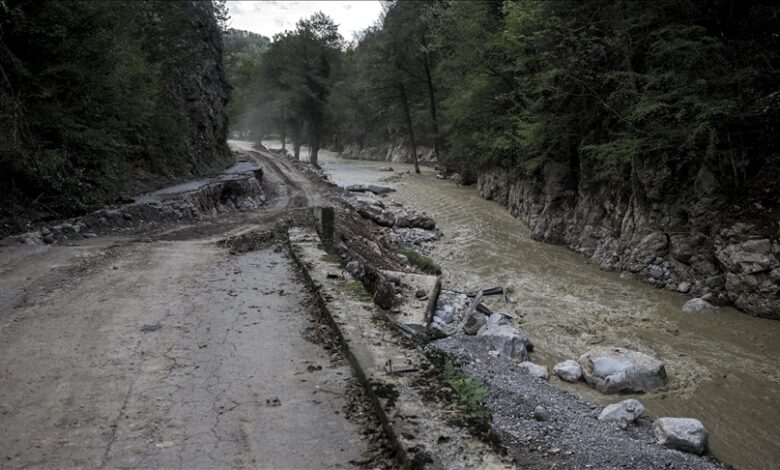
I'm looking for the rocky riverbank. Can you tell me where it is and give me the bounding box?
[339,140,437,164]
[476,165,779,319]
[309,165,727,468]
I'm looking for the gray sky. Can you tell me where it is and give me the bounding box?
[226,1,383,40]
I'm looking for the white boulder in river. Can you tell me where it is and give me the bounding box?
[598,399,645,423]
[477,315,532,361]
[653,417,708,455]
[553,359,582,382]
[578,346,667,394]
[682,297,719,314]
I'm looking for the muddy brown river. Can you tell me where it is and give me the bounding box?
[267,142,780,470]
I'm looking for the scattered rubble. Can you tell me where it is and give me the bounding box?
[431,337,724,469]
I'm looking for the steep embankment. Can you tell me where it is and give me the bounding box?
[0,1,231,235]
[477,162,780,319]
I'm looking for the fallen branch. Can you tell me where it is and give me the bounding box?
[442,290,483,337]
[467,287,504,297]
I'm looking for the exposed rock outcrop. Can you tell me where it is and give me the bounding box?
[476,165,780,319]
[341,140,436,164]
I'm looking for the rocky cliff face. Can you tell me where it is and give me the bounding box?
[477,164,780,319]
[341,140,436,164]
[171,1,232,174]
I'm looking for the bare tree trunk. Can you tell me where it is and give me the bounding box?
[280,103,287,151]
[399,85,420,174]
[309,119,321,169]
[423,54,440,162]
[291,121,301,161]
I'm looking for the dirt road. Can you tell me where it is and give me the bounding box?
[0,143,368,469]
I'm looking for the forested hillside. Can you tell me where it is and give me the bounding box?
[243,0,779,192]
[224,28,270,140]
[239,0,779,316]
[0,0,232,234]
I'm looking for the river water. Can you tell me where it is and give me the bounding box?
[266,142,780,470]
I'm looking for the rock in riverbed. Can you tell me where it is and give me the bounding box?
[463,312,487,335]
[579,346,667,394]
[653,417,708,455]
[553,359,582,382]
[682,297,719,314]
[345,184,395,195]
[476,316,532,361]
[518,361,549,380]
[598,399,645,424]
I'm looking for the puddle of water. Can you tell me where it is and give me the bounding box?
[266,140,780,470]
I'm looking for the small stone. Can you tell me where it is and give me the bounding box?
[415,288,427,299]
[40,226,51,235]
[476,317,532,360]
[532,405,548,421]
[463,312,486,335]
[677,282,691,293]
[682,298,718,314]
[648,265,664,279]
[518,361,549,380]
[42,234,55,244]
[553,360,582,382]
[346,260,361,275]
[653,417,708,455]
[123,213,132,221]
[598,399,645,423]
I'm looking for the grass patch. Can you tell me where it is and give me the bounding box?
[345,280,373,302]
[320,254,340,264]
[443,359,488,412]
[400,248,442,275]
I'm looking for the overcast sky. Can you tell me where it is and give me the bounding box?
[226,1,383,40]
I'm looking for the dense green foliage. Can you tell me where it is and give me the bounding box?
[442,359,488,412]
[224,29,270,140]
[238,0,778,197]
[224,14,343,168]
[0,0,231,228]
[262,13,343,168]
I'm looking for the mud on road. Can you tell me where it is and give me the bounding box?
[0,143,387,469]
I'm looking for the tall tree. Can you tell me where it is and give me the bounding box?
[259,12,342,168]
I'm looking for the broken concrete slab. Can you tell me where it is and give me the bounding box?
[380,269,440,338]
[288,227,509,469]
